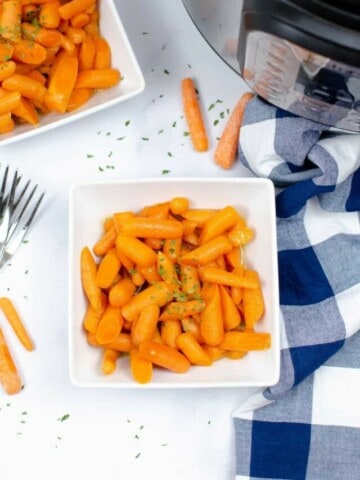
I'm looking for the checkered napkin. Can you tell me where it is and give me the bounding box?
[233,96,360,480]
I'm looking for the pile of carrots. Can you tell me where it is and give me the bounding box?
[0,0,121,134]
[81,196,270,384]
[0,297,34,395]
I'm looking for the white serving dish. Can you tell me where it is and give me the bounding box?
[68,177,280,388]
[0,0,145,147]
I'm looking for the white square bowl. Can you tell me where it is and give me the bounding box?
[68,177,280,388]
[0,0,145,147]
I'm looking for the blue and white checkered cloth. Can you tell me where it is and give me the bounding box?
[233,97,360,480]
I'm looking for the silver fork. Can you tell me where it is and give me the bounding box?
[0,164,45,271]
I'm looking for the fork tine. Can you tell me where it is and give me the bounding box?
[13,178,30,211]
[25,190,45,229]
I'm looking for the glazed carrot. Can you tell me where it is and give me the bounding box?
[179,235,233,266]
[0,40,14,63]
[146,201,170,219]
[0,91,21,114]
[162,237,182,263]
[45,54,78,113]
[27,69,47,85]
[121,217,184,239]
[181,219,197,236]
[131,304,160,347]
[0,327,22,395]
[2,74,46,102]
[75,68,121,89]
[115,250,143,286]
[181,209,217,227]
[0,61,17,81]
[102,217,114,233]
[138,341,191,374]
[95,247,121,289]
[87,332,132,353]
[116,234,157,268]
[109,277,136,307]
[80,246,103,311]
[93,226,116,256]
[138,264,162,284]
[160,319,182,349]
[66,87,92,112]
[59,33,77,55]
[228,223,254,247]
[70,12,89,28]
[121,282,173,323]
[225,247,243,269]
[231,286,242,306]
[21,22,62,47]
[159,300,205,321]
[78,35,95,71]
[58,0,95,20]
[101,349,120,375]
[83,293,107,334]
[181,77,208,152]
[179,264,201,299]
[214,92,254,169]
[199,205,239,244]
[65,26,86,44]
[130,349,153,384]
[95,305,123,345]
[226,350,248,360]
[220,331,271,351]
[0,297,34,351]
[39,1,61,29]
[12,38,47,64]
[183,231,199,246]
[169,197,189,215]
[218,285,241,330]
[200,284,224,346]
[242,270,265,327]
[0,112,14,133]
[0,0,22,42]
[202,345,226,362]
[176,332,212,366]
[157,251,181,293]
[198,266,258,288]
[113,211,136,235]
[181,316,203,344]
[93,36,111,69]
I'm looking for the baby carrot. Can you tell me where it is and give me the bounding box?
[159,300,205,321]
[131,304,160,347]
[200,284,224,346]
[202,345,226,362]
[198,266,258,288]
[179,235,233,266]
[0,112,14,133]
[95,305,123,345]
[169,197,189,215]
[21,22,62,47]
[179,264,201,299]
[39,1,61,29]
[181,77,208,152]
[71,12,90,28]
[0,61,17,82]
[109,277,136,307]
[162,237,182,263]
[0,0,22,42]
[75,68,121,89]
[83,293,107,334]
[220,331,271,351]
[181,209,217,228]
[214,92,254,169]
[113,211,136,235]
[0,327,22,395]
[138,264,162,284]
[2,74,46,103]
[130,349,153,384]
[93,226,117,257]
[80,246,103,311]
[93,36,111,69]
[45,54,78,113]
[12,39,47,65]
[0,91,21,115]
[66,87,92,112]
[242,270,265,327]
[95,247,121,289]
[116,234,157,268]
[121,282,173,323]
[176,332,212,366]
[121,217,184,239]
[138,341,191,374]
[87,332,132,353]
[157,251,181,293]
[160,319,182,349]
[101,349,120,375]
[0,297,34,351]
[218,285,241,330]
[58,0,95,20]
[199,205,240,244]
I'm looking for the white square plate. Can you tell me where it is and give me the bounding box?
[68,177,280,388]
[0,0,145,146]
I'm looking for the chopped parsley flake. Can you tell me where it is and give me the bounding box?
[135,452,141,459]
[125,120,130,126]
[86,154,94,158]
[167,152,173,157]
[142,137,149,141]
[213,119,219,126]
[117,136,125,141]
[58,414,70,422]
[158,129,164,134]
[164,69,170,75]
[162,170,170,175]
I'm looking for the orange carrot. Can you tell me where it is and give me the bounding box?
[181,316,204,344]
[0,0,22,42]
[157,251,181,293]
[93,36,111,69]
[214,92,254,169]
[70,12,90,28]
[83,293,107,334]
[87,332,132,353]
[202,345,226,362]
[75,68,121,89]
[116,234,157,268]
[0,327,22,395]
[169,197,189,215]
[12,39,47,64]
[160,300,205,321]
[218,285,241,330]
[131,304,160,347]
[45,54,78,113]
[121,217,183,239]
[162,237,182,263]
[39,1,61,29]
[101,349,120,375]
[0,112,14,133]
[220,331,271,351]
[95,247,121,289]
[181,77,208,152]
[58,0,95,20]
[199,205,240,244]
[200,284,224,346]
[138,341,191,374]
[176,332,212,366]
[95,305,123,345]
[130,349,153,384]
[179,264,201,299]
[0,297,34,351]
[109,277,136,307]
[160,319,182,349]
[66,87,92,112]
[138,264,162,284]
[2,74,46,102]
[93,226,117,257]
[179,235,233,266]
[0,91,21,114]
[181,208,217,227]
[78,35,95,71]
[242,270,265,327]
[21,22,62,47]
[121,282,173,322]
[80,246,103,311]
[0,61,17,81]
[198,266,258,288]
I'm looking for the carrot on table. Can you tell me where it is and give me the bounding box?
[138,341,191,374]
[214,91,254,169]
[181,77,208,152]
[0,327,22,395]
[0,297,34,351]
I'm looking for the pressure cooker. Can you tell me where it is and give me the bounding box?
[182,0,360,132]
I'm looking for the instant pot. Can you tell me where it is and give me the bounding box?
[182,0,360,132]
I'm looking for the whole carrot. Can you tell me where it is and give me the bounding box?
[0,327,22,395]
[181,77,208,152]
[138,341,191,374]
[214,92,254,169]
[0,297,34,351]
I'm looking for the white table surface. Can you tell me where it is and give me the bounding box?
[0,1,259,479]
